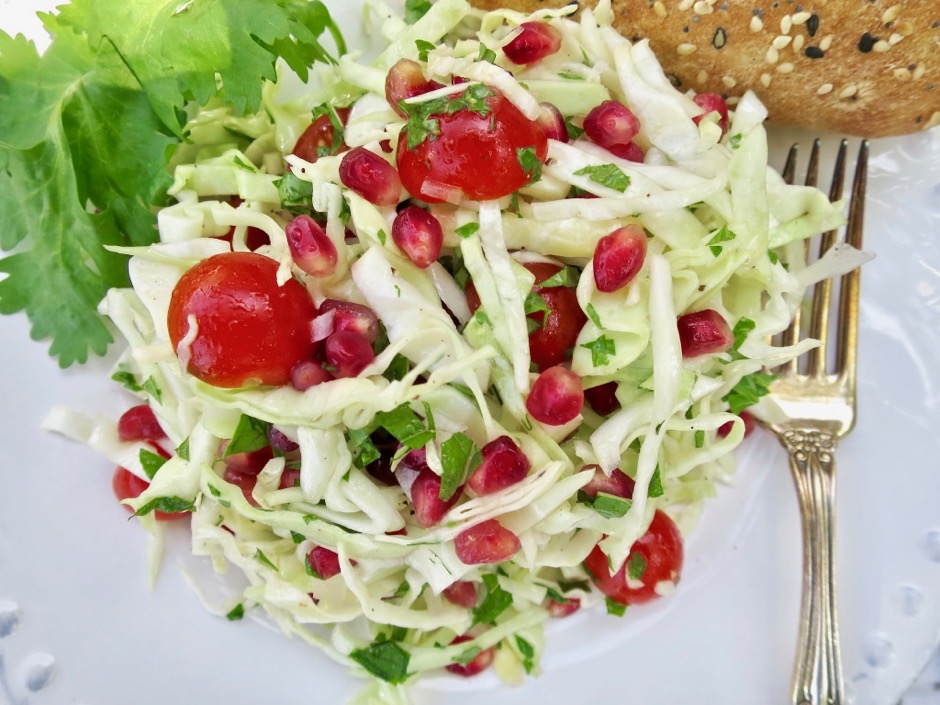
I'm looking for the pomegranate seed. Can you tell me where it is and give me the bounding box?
[395,446,429,494]
[592,225,647,293]
[579,464,635,499]
[286,215,338,277]
[392,206,443,269]
[279,468,301,489]
[290,359,333,390]
[319,299,379,343]
[608,141,644,163]
[223,466,260,507]
[339,147,402,207]
[385,59,442,117]
[677,309,733,357]
[112,467,187,521]
[584,381,620,416]
[546,596,581,617]
[503,21,562,65]
[325,330,375,378]
[117,405,166,443]
[526,366,584,426]
[718,410,758,438]
[224,446,275,476]
[583,100,640,150]
[537,102,568,143]
[268,426,298,453]
[692,92,730,135]
[411,465,462,527]
[454,519,521,565]
[445,635,495,677]
[467,436,530,495]
[306,545,341,579]
[442,581,478,609]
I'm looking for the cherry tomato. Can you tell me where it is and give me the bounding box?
[167,252,318,388]
[465,262,586,370]
[396,90,547,202]
[291,108,351,163]
[112,466,188,522]
[583,510,684,605]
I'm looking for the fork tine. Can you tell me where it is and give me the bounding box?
[835,141,868,383]
[782,143,799,184]
[778,143,805,374]
[806,140,848,376]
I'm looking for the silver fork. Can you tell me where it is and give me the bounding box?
[764,139,868,705]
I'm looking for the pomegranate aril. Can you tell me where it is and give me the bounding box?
[290,359,333,391]
[392,206,443,269]
[467,436,530,495]
[583,100,640,149]
[319,299,380,343]
[717,410,758,438]
[608,141,645,163]
[112,467,188,522]
[411,465,461,527]
[584,381,620,416]
[592,224,647,293]
[279,468,301,489]
[442,581,479,609]
[306,545,341,579]
[268,426,298,453]
[692,92,730,135]
[579,464,635,499]
[325,330,375,378]
[526,365,584,426]
[537,102,569,143]
[339,147,402,207]
[224,446,275,476]
[223,466,260,507]
[117,405,166,443]
[385,59,442,117]
[445,635,495,677]
[455,519,521,565]
[546,596,581,618]
[286,214,338,277]
[677,309,734,357]
[503,21,562,65]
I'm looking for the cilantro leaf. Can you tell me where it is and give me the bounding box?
[255,549,278,572]
[176,437,190,461]
[627,552,648,581]
[729,317,756,360]
[724,372,777,414]
[276,172,314,211]
[401,84,494,150]
[415,39,435,62]
[694,429,705,448]
[476,43,497,64]
[585,303,603,328]
[580,335,616,367]
[472,574,513,626]
[538,265,580,288]
[224,415,271,457]
[455,222,479,239]
[439,432,480,501]
[374,403,434,450]
[591,492,632,518]
[706,225,736,256]
[648,466,664,498]
[515,636,535,674]
[523,291,551,318]
[350,641,411,684]
[226,604,245,621]
[134,496,194,517]
[564,117,584,141]
[348,428,381,469]
[139,448,168,480]
[573,164,630,193]
[516,146,543,185]
[605,597,627,617]
[111,371,143,392]
[404,0,432,24]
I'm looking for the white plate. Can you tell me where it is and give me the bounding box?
[1,3,939,704]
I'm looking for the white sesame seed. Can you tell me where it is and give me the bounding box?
[792,35,805,52]
[678,0,694,11]
[780,16,792,34]
[750,16,764,32]
[653,1,667,18]
[760,73,772,87]
[816,83,833,95]
[914,64,926,80]
[924,112,940,130]
[776,62,795,74]
[839,84,858,99]
[791,11,812,25]
[873,39,891,52]
[693,1,713,14]
[889,33,904,45]
[820,35,834,51]
[677,43,698,56]
[773,35,793,50]
[697,69,708,83]
[881,4,901,24]
[722,75,737,88]
[765,46,780,63]
[894,67,912,80]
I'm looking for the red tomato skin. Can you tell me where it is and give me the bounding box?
[291,108,351,163]
[396,92,547,202]
[167,253,318,388]
[112,467,188,522]
[583,510,684,605]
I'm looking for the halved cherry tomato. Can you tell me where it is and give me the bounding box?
[112,465,188,522]
[583,510,683,605]
[167,252,318,388]
[291,108,351,163]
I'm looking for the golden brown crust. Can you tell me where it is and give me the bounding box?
[471,0,940,137]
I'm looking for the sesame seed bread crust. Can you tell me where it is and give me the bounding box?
[471,0,940,137]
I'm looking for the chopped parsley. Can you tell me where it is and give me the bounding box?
[439,432,480,501]
[573,164,630,193]
[648,466,664,498]
[455,222,480,239]
[515,636,536,674]
[472,573,513,626]
[226,604,245,621]
[538,265,580,288]
[605,597,627,617]
[627,552,648,581]
[134,496,194,518]
[224,414,271,457]
[516,146,543,185]
[723,372,777,414]
[350,641,411,684]
[580,335,616,367]
[401,84,495,150]
[586,303,603,328]
[706,225,736,256]
[415,39,435,62]
[138,448,168,480]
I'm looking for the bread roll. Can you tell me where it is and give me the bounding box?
[470,0,940,137]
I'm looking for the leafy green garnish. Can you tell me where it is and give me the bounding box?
[415,39,435,62]
[111,371,142,393]
[724,372,777,414]
[538,265,580,288]
[564,117,585,141]
[707,225,736,256]
[516,146,543,185]
[348,428,381,469]
[139,448,168,480]
[374,403,435,450]
[472,574,513,626]
[224,415,271,457]
[580,335,616,367]
[591,492,632,518]
[573,164,630,193]
[605,597,627,617]
[401,83,494,150]
[455,645,481,666]
[515,636,535,674]
[648,466,664,498]
[627,552,648,581]
[276,172,314,211]
[140,377,162,403]
[729,317,756,360]
[455,222,480,239]
[694,429,705,448]
[439,432,480,501]
[350,641,411,684]
[134,496,194,517]
[255,549,278,572]
[476,43,497,64]
[176,437,190,461]
[524,291,551,318]
[226,604,245,621]
[403,0,432,24]
[586,303,603,328]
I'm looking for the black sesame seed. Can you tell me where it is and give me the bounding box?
[806,13,819,37]
[858,32,877,53]
[932,21,939,29]
[805,46,825,59]
[683,25,690,33]
[667,73,682,88]
[712,27,727,49]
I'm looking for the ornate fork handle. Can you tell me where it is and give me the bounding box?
[780,428,845,705]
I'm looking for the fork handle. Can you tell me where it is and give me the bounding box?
[782,428,845,705]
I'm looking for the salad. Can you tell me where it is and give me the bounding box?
[2,0,868,701]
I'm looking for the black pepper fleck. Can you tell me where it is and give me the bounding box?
[667,73,682,87]
[712,27,727,49]
[805,46,825,59]
[683,25,690,33]
[858,32,877,53]
[806,13,819,37]
[932,21,939,29]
